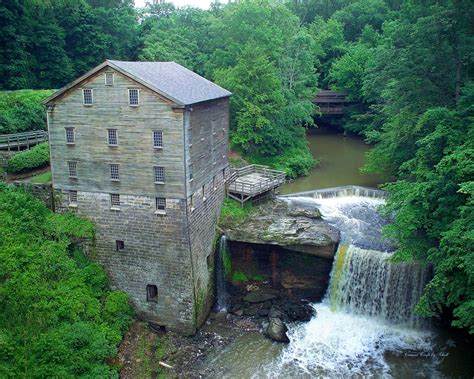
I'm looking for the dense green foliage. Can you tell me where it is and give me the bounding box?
[0,185,133,376]
[0,90,54,134]
[323,0,474,332]
[0,1,137,90]
[1,0,473,333]
[6,142,49,174]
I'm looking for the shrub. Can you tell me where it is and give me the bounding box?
[0,90,54,134]
[219,198,256,227]
[0,185,133,376]
[6,142,49,173]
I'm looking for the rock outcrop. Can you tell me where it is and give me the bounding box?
[222,199,339,259]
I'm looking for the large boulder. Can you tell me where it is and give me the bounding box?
[222,199,339,259]
[266,317,290,343]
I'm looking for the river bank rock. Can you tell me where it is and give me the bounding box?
[222,199,339,259]
[266,317,290,343]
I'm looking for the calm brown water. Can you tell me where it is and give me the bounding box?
[280,126,387,194]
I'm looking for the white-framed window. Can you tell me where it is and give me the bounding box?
[105,72,114,86]
[153,130,163,148]
[83,89,93,105]
[110,193,120,208]
[189,163,193,181]
[107,129,118,146]
[68,190,77,206]
[154,166,165,183]
[110,164,120,181]
[156,197,166,211]
[65,127,75,144]
[67,161,77,178]
[128,89,139,106]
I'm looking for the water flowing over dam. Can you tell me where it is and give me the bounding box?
[208,188,444,378]
[272,190,434,377]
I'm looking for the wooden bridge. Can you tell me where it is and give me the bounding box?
[314,90,352,115]
[0,130,48,151]
[226,164,286,205]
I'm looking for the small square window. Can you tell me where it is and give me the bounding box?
[154,166,165,183]
[105,72,114,86]
[156,197,166,210]
[147,284,158,302]
[65,127,75,144]
[153,130,163,148]
[116,240,124,251]
[128,89,139,106]
[110,193,120,208]
[107,129,118,146]
[83,89,93,105]
[67,161,77,178]
[110,164,120,181]
[189,163,193,181]
[68,190,77,205]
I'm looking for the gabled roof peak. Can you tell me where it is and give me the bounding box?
[44,60,232,107]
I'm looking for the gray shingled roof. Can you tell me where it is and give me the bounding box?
[108,60,231,106]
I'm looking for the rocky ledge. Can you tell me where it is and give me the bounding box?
[222,199,340,259]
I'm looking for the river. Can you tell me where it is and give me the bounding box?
[280,126,386,194]
[199,128,473,378]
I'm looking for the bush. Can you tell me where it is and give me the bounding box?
[6,142,49,173]
[0,90,54,134]
[249,143,318,179]
[0,186,133,376]
[219,198,256,227]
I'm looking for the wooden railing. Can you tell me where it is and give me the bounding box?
[0,130,48,151]
[227,164,286,196]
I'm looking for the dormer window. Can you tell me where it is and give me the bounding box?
[128,89,139,106]
[83,89,93,105]
[105,72,114,86]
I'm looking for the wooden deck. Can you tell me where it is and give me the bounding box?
[226,164,286,205]
[0,130,48,151]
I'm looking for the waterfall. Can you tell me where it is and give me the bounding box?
[267,192,436,377]
[215,235,230,312]
[328,244,430,328]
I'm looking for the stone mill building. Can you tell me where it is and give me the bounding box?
[44,60,232,334]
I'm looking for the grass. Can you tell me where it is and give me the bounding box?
[219,198,256,227]
[30,170,51,183]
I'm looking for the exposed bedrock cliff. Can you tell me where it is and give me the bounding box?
[221,199,340,259]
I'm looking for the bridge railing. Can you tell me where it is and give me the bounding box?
[0,130,48,151]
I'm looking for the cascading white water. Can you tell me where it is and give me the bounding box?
[268,194,436,377]
[215,235,230,312]
[329,245,430,328]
